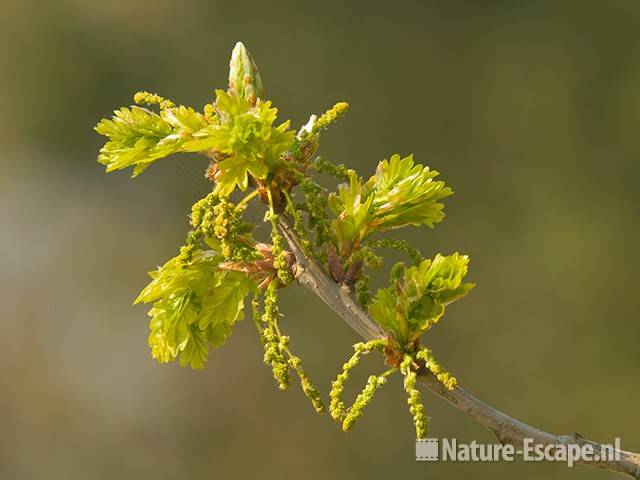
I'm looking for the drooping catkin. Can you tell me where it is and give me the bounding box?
[255,287,325,412]
[417,348,457,391]
[400,355,428,439]
[258,282,290,390]
[289,355,325,414]
[341,375,387,432]
[329,341,384,422]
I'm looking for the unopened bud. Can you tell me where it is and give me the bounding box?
[228,42,265,105]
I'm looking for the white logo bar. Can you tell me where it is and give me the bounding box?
[416,437,621,466]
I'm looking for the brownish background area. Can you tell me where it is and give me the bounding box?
[1,1,638,479]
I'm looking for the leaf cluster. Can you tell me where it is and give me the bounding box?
[135,251,254,369]
[328,154,452,255]
[184,90,295,195]
[369,253,474,349]
[96,104,209,176]
[96,89,295,197]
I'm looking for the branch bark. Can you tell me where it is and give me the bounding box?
[279,217,640,478]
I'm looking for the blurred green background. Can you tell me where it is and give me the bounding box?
[1,1,638,479]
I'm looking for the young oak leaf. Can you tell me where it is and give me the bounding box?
[134,251,219,305]
[369,253,474,348]
[147,291,194,364]
[215,155,269,195]
[328,154,452,253]
[368,154,453,230]
[327,171,374,249]
[95,104,209,176]
[368,287,409,344]
[197,270,254,330]
[183,90,294,195]
[136,251,255,369]
[180,325,210,369]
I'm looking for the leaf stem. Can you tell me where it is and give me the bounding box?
[237,189,260,209]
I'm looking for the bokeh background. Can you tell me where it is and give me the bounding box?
[1,1,638,479]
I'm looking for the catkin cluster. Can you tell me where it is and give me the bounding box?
[329,341,387,427]
[178,192,255,263]
[208,196,254,261]
[254,282,325,413]
[329,340,457,439]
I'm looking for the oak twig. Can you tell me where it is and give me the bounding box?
[279,217,640,478]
